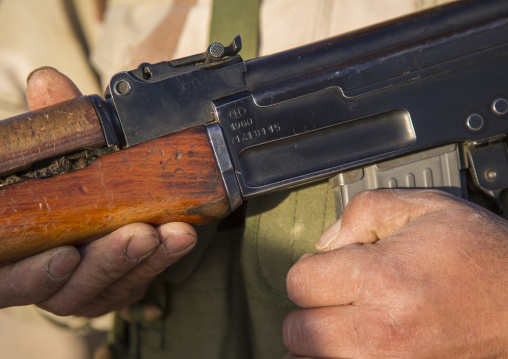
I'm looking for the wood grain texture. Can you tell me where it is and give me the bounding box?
[0,96,106,176]
[0,126,230,265]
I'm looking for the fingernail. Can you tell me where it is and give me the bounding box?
[315,219,341,252]
[26,66,57,84]
[164,233,197,255]
[125,234,160,260]
[47,248,80,279]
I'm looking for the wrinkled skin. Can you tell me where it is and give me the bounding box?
[284,189,508,359]
[0,67,197,317]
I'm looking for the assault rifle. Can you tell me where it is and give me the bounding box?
[1,0,508,265]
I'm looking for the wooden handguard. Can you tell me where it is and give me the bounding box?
[0,126,230,266]
[0,96,107,177]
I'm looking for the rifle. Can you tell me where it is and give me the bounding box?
[1,0,507,265]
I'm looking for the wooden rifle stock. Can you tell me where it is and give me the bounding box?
[0,98,230,266]
[0,96,107,177]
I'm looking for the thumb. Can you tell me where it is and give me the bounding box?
[315,189,459,252]
[26,67,82,110]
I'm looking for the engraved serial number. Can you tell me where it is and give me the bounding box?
[231,124,281,144]
[230,118,253,131]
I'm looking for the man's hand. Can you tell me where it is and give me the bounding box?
[0,67,197,317]
[284,189,508,358]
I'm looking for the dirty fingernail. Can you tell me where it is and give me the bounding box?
[315,219,341,252]
[26,66,57,84]
[47,248,81,279]
[125,234,160,260]
[165,233,197,255]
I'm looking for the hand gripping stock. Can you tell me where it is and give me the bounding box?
[0,38,246,265]
[0,117,230,265]
[2,0,508,265]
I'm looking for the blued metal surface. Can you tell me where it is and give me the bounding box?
[108,57,247,147]
[214,92,415,194]
[104,0,508,205]
[244,0,508,94]
[209,0,508,198]
[468,143,508,194]
[492,99,508,116]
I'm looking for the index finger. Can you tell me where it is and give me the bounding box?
[316,189,462,251]
[288,189,465,308]
[287,244,385,308]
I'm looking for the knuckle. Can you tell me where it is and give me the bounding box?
[282,310,302,352]
[359,266,419,355]
[286,266,303,303]
[417,189,459,209]
[97,260,128,282]
[348,190,381,209]
[286,264,301,293]
[81,258,126,288]
[140,256,169,276]
[362,317,409,355]
[349,188,459,213]
[84,246,137,284]
[394,188,461,210]
[364,256,406,301]
[286,257,315,305]
[342,190,392,224]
